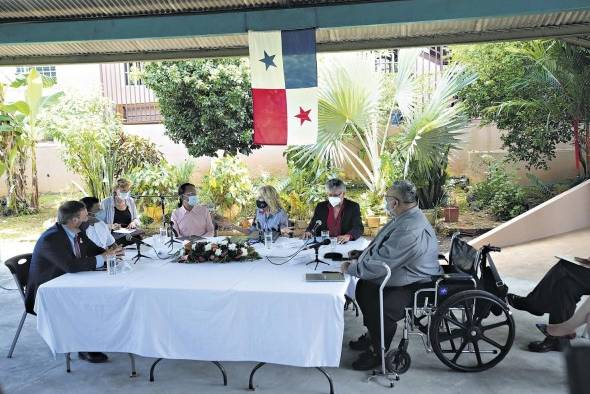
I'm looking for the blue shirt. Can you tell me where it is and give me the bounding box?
[63,225,103,269]
[250,209,289,232]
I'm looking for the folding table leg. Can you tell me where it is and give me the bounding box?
[248,363,335,394]
[149,358,163,382]
[66,353,71,373]
[128,353,137,377]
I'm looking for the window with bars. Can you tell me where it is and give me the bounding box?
[124,62,144,86]
[15,65,57,80]
[374,49,398,73]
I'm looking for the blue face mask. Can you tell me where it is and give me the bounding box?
[95,209,106,222]
[187,195,198,206]
[118,191,130,199]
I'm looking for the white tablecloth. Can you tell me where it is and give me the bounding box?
[35,237,369,367]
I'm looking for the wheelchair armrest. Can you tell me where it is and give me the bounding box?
[441,272,474,281]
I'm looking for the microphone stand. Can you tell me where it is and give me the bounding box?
[166,222,181,248]
[132,241,150,264]
[306,243,329,271]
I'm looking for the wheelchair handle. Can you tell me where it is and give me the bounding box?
[486,245,501,253]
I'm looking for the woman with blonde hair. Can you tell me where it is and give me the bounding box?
[100,178,141,230]
[250,185,289,234]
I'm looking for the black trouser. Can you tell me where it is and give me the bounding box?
[355,279,427,352]
[524,260,590,324]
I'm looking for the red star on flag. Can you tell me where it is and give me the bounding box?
[295,107,312,125]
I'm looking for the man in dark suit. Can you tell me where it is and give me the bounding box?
[304,178,364,243]
[26,200,121,363]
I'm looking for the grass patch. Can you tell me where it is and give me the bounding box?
[0,192,81,240]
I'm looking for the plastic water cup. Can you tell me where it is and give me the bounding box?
[321,230,329,241]
[159,227,167,243]
[264,231,273,249]
[107,256,117,276]
[330,238,337,251]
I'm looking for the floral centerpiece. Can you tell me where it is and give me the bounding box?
[179,237,261,263]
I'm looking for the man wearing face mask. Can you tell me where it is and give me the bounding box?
[25,201,121,363]
[170,183,215,238]
[341,180,442,371]
[304,178,363,243]
[80,197,117,249]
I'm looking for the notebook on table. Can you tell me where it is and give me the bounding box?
[305,272,345,282]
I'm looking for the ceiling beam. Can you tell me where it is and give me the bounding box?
[0,0,589,46]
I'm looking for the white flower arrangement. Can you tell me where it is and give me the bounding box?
[241,247,248,257]
[215,249,222,256]
[228,243,237,251]
[204,243,212,252]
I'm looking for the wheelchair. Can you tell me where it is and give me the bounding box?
[370,233,515,387]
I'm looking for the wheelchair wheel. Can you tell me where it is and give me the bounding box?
[385,349,411,374]
[429,290,514,372]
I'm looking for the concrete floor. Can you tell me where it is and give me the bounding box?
[2,230,589,394]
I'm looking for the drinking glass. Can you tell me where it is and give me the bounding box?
[321,230,330,241]
[330,237,337,251]
[264,231,273,250]
[159,227,167,243]
[107,256,117,276]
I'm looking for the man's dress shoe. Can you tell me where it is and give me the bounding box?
[78,352,109,363]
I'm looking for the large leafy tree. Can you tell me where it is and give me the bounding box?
[1,69,63,209]
[143,58,258,158]
[452,41,586,173]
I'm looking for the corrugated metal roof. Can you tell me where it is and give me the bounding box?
[0,1,590,64]
[0,0,357,21]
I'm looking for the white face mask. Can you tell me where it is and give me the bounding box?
[328,196,341,207]
[118,191,130,199]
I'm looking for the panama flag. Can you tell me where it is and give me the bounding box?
[248,29,318,145]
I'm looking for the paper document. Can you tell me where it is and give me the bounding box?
[113,228,135,234]
[556,255,590,268]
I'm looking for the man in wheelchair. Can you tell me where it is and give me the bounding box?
[341,180,442,370]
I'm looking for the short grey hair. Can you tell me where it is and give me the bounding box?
[326,178,346,193]
[57,201,86,225]
[391,180,418,204]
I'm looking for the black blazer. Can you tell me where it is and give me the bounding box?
[25,223,104,314]
[306,199,364,240]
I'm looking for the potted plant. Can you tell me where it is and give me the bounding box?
[442,185,459,223]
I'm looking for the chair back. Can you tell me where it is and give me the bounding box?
[4,253,32,302]
[448,233,479,276]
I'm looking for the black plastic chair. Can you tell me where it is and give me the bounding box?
[4,253,33,358]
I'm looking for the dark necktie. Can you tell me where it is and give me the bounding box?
[74,234,82,258]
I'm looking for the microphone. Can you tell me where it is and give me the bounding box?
[310,220,322,236]
[125,234,152,248]
[304,238,331,250]
[169,221,178,237]
[256,220,263,242]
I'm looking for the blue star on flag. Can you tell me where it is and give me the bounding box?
[259,51,277,70]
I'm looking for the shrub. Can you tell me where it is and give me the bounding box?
[199,155,253,221]
[111,130,164,178]
[468,157,525,221]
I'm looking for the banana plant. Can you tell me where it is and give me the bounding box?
[1,68,63,209]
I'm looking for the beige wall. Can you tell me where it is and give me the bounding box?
[448,120,579,184]
[470,179,590,249]
[0,120,580,195]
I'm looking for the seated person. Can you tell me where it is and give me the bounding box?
[25,201,121,364]
[537,295,590,338]
[304,178,363,244]
[340,180,442,370]
[507,256,590,352]
[80,196,116,249]
[101,178,140,230]
[170,183,214,238]
[250,185,290,234]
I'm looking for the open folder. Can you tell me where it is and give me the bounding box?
[556,255,590,268]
